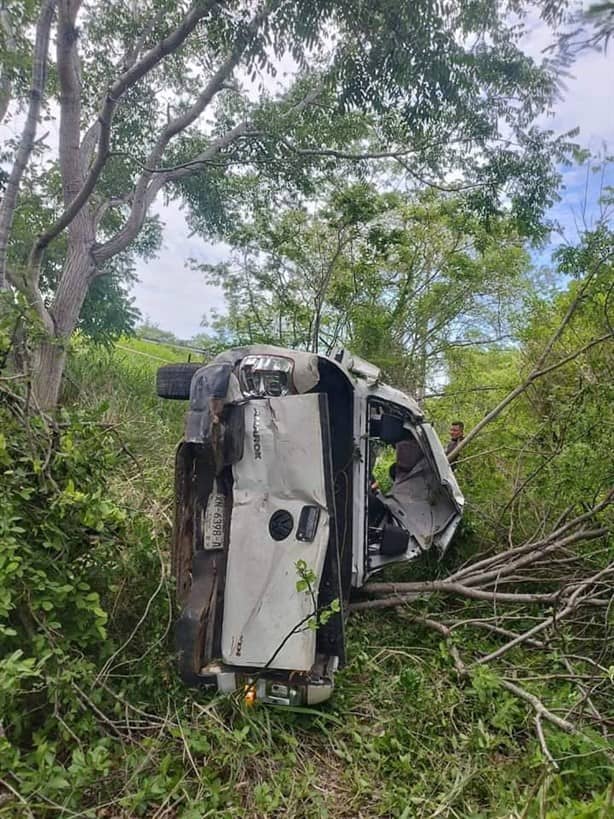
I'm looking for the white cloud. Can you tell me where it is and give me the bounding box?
[539,47,614,150]
[519,14,614,147]
[131,201,230,338]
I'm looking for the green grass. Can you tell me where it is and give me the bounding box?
[65,336,191,507]
[15,339,609,818]
[116,336,204,364]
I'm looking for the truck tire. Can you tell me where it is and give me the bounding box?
[156,363,203,400]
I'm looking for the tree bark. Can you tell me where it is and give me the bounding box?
[0,0,56,290]
[26,0,93,409]
[32,340,68,411]
[4,3,312,408]
[0,2,17,124]
[31,244,93,408]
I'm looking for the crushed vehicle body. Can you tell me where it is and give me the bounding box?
[156,345,463,705]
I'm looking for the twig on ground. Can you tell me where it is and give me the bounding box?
[535,714,559,770]
[397,612,468,678]
[499,678,576,733]
[476,565,614,665]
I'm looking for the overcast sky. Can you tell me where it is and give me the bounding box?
[133,17,614,339]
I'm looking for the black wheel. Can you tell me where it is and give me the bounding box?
[156,362,203,400]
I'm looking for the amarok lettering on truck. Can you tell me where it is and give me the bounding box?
[252,407,262,460]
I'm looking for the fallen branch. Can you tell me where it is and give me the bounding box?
[499,678,576,734]
[476,565,614,665]
[398,613,467,677]
[448,619,547,649]
[535,714,559,770]
[447,502,612,584]
[355,582,560,604]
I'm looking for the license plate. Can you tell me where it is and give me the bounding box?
[203,492,226,550]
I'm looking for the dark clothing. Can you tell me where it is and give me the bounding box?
[445,437,464,456]
[368,489,387,524]
[446,436,464,471]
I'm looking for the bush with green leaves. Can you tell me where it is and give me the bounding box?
[0,369,174,811]
[1,298,612,816]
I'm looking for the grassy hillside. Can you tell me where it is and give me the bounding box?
[1,338,611,818]
[65,337,195,502]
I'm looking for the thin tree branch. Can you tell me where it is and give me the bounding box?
[395,156,484,193]
[93,120,252,264]
[278,138,417,162]
[0,0,56,291]
[424,386,508,399]
[92,3,277,266]
[448,496,612,583]
[0,1,17,124]
[449,268,612,462]
[535,713,559,769]
[31,0,220,264]
[360,528,608,604]
[120,8,167,74]
[448,618,547,649]
[358,582,561,605]
[530,332,613,379]
[452,529,609,591]
[476,565,614,665]
[402,613,467,677]
[499,678,576,734]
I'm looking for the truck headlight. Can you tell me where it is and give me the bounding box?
[238,355,295,397]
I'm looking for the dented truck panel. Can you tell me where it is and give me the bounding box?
[222,395,332,670]
[160,344,463,703]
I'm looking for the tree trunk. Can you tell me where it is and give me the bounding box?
[32,339,68,410]
[30,243,93,409]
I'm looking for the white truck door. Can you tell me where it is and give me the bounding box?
[221,393,332,671]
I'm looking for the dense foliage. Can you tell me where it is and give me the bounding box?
[0,2,612,814]
[202,184,531,395]
[427,225,614,544]
[0,338,178,814]
[1,228,612,814]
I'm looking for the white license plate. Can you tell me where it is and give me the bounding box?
[203,492,226,550]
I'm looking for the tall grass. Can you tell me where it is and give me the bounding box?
[65,337,194,508]
[34,339,610,818]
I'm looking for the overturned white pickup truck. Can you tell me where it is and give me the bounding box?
[156,346,463,706]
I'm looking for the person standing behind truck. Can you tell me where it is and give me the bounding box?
[446,421,464,458]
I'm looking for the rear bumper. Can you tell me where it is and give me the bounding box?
[198,657,337,706]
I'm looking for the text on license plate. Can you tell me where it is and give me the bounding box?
[203,492,225,550]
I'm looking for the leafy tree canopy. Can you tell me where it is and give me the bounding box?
[0,0,583,406]
[200,183,533,394]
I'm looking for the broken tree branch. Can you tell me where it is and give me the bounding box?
[0,0,56,290]
[499,678,576,734]
[476,565,614,665]
[449,269,613,462]
[356,582,561,605]
[448,495,612,583]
